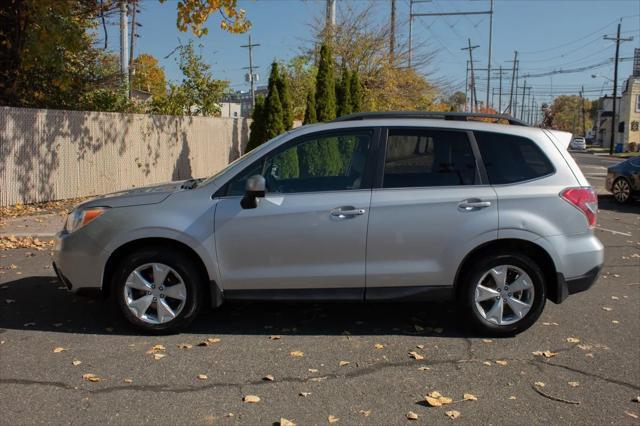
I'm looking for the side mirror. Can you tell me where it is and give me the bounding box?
[240,175,266,209]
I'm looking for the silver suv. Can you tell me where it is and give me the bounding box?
[53,112,604,335]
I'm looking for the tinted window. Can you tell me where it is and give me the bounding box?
[382,129,478,188]
[227,131,372,195]
[475,132,554,184]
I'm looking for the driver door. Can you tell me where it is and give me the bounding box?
[213,129,376,299]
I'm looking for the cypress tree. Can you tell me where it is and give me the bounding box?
[303,91,317,124]
[246,95,266,151]
[349,70,363,113]
[264,62,285,140]
[277,66,294,130]
[314,43,336,122]
[336,67,352,117]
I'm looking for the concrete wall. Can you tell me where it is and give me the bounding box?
[0,107,250,206]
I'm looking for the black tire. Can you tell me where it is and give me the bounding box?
[612,177,632,204]
[460,252,546,336]
[112,246,203,334]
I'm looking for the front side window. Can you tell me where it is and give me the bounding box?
[226,131,372,195]
[475,131,554,184]
[382,129,478,188]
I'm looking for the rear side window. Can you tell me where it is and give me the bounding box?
[383,129,478,188]
[475,132,554,184]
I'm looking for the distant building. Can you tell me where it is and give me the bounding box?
[618,48,640,151]
[219,102,242,118]
[223,85,268,117]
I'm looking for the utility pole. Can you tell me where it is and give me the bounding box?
[390,0,396,65]
[462,39,480,112]
[119,0,129,90]
[498,66,503,113]
[520,81,527,120]
[507,51,517,115]
[464,61,469,112]
[128,0,138,99]
[579,85,586,136]
[513,59,519,118]
[528,92,534,125]
[486,0,494,111]
[241,35,261,109]
[604,21,633,154]
[326,0,336,39]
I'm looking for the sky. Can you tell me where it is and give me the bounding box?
[105,0,640,110]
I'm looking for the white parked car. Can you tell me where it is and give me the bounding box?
[570,137,587,150]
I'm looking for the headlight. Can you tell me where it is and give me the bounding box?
[65,207,109,233]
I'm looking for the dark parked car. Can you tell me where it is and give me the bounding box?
[606,157,640,203]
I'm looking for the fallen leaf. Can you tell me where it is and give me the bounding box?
[632,396,640,403]
[123,378,133,384]
[178,343,193,349]
[568,381,580,387]
[425,396,442,407]
[483,361,492,366]
[625,411,639,419]
[299,392,311,397]
[482,339,492,343]
[534,382,545,387]
[374,343,385,349]
[418,366,431,371]
[146,344,165,354]
[406,411,419,420]
[509,396,517,400]
[328,415,339,423]
[463,393,477,401]
[308,368,319,373]
[425,391,453,407]
[197,374,208,380]
[53,347,66,353]
[409,351,424,360]
[602,307,613,311]
[290,351,304,358]
[566,337,580,343]
[263,374,275,381]
[542,322,559,326]
[153,353,166,360]
[72,360,82,366]
[533,350,557,358]
[612,320,620,324]
[611,296,619,300]
[339,361,350,367]
[280,418,296,426]
[359,410,371,417]
[243,395,260,403]
[445,410,460,420]
[416,344,425,349]
[82,373,101,382]
[198,338,221,347]
[495,360,508,366]
[269,335,281,340]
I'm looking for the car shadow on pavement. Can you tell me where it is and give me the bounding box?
[598,194,640,213]
[0,276,476,338]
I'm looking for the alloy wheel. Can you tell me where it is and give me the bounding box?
[124,263,187,324]
[474,265,535,326]
[613,179,630,203]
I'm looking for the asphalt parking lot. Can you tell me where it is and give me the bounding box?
[1,154,639,425]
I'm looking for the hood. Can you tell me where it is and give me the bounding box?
[78,180,190,209]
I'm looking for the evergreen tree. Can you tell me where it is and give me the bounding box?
[277,66,294,130]
[303,91,317,124]
[314,43,336,122]
[336,67,352,117]
[264,63,285,140]
[349,70,363,113]
[246,95,266,151]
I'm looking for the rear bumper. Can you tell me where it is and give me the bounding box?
[553,264,603,304]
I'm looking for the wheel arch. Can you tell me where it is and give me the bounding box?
[453,238,562,303]
[102,237,221,308]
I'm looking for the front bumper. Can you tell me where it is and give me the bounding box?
[53,230,107,294]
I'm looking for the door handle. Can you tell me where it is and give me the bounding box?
[330,207,366,219]
[458,199,492,211]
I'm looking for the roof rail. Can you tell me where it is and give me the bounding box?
[332,111,529,126]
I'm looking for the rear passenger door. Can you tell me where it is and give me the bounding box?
[365,128,498,295]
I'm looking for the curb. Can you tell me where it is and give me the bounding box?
[0,233,57,239]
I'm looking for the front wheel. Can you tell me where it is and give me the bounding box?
[612,177,631,204]
[113,247,203,334]
[460,253,546,336]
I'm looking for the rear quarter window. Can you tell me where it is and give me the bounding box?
[474,131,554,184]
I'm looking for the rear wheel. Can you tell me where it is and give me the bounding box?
[113,247,203,334]
[460,253,546,335]
[612,177,631,204]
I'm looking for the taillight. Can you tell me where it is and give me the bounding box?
[560,187,598,228]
